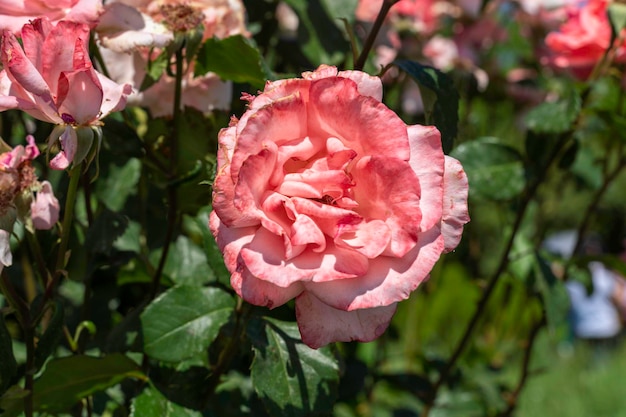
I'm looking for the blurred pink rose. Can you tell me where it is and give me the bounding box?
[356,0,439,34]
[0,18,131,169]
[96,0,248,116]
[210,65,470,348]
[0,0,103,34]
[98,0,248,51]
[0,135,59,266]
[545,0,625,79]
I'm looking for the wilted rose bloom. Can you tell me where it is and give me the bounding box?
[544,0,625,79]
[96,0,248,117]
[0,0,103,34]
[210,65,470,348]
[0,18,132,169]
[0,136,59,267]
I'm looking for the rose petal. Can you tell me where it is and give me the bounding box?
[209,211,256,273]
[308,77,410,160]
[296,291,397,348]
[41,20,90,95]
[304,226,444,310]
[241,227,369,287]
[338,69,383,102]
[442,156,470,252]
[351,155,422,257]
[57,68,103,125]
[234,266,304,309]
[407,124,445,231]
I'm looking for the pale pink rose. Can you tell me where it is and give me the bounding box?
[210,65,470,348]
[0,0,103,34]
[544,0,624,79]
[97,2,173,52]
[30,181,59,230]
[98,0,248,51]
[0,18,132,169]
[423,35,459,70]
[0,135,59,267]
[99,47,231,117]
[96,0,247,116]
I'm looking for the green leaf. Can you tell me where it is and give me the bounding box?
[34,301,65,371]
[394,60,459,153]
[0,385,28,416]
[0,315,17,395]
[525,86,581,134]
[130,384,202,417]
[281,0,349,66]
[249,317,339,417]
[96,158,141,211]
[608,3,626,41]
[155,235,214,286]
[141,285,235,362]
[84,209,129,256]
[0,354,145,417]
[450,137,525,200]
[195,35,271,87]
[140,47,171,92]
[113,220,142,253]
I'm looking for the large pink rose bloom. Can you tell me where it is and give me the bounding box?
[0,0,102,34]
[545,0,625,79]
[210,65,470,348]
[0,18,132,168]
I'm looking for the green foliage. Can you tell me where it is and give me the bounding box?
[2,2,626,417]
[451,137,525,200]
[281,0,351,66]
[195,35,272,87]
[248,317,340,417]
[142,286,235,362]
[131,384,202,417]
[1,354,144,417]
[525,84,581,134]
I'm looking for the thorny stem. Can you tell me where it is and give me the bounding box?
[55,165,82,273]
[421,133,570,417]
[354,0,400,71]
[25,230,50,287]
[149,46,184,301]
[565,156,626,276]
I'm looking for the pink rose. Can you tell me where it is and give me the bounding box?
[31,181,60,230]
[545,0,625,79]
[356,0,439,34]
[96,0,248,117]
[0,135,60,266]
[210,65,470,348]
[0,18,132,168]
[0,0,103,34]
